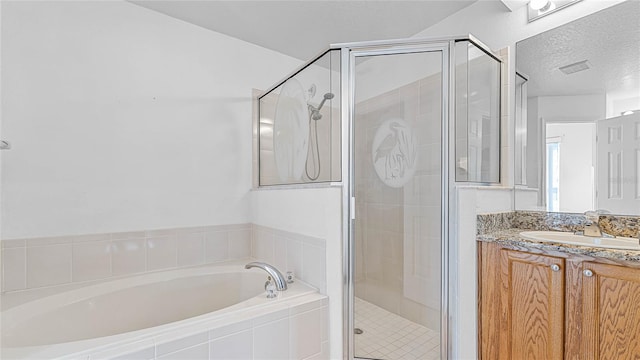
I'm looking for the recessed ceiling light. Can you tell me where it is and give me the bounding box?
[530,0,551,10]
[528,0,582,23]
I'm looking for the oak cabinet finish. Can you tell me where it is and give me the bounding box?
[479,242,640,360]
[500,249,565,359]
[581,262,640,359]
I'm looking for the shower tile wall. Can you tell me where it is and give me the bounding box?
[355,71,442,329]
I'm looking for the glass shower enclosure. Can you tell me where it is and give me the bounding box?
[257,36,501,360]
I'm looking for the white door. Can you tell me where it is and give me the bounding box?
[596,113,640,214]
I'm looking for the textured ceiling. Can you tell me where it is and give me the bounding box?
[130,0,477,61]
[516,0,640,99]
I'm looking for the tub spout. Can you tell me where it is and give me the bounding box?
[245,262,288,291]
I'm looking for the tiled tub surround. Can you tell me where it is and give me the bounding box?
[1,224,252,293]
[1,224,327,295]
[251,224,327,295]
[477,211,640,263]
[2,261,329,360]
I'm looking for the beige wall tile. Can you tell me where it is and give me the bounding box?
[72,241,111,282]
[27,244,72,288]
[111,238,146,276]
[2,247,26,291]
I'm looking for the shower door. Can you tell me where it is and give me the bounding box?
[350,47,445,360]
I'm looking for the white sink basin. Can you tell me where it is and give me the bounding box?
[519,231,640,251]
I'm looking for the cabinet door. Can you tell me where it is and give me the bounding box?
[499,249,565,359]
[582,262,640,359]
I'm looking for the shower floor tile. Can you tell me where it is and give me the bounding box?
[354,297,440,360]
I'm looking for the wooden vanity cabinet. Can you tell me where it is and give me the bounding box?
[479,242,640,360]
[479,243,564,360]
[581,262,640,359]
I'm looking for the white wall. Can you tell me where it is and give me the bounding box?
[450,187,478,360]
[606,93,640,118]
[0,1,300,239]
[537,94,606,122]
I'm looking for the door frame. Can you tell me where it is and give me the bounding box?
[340,41,453,360]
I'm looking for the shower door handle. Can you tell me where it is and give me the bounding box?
[0,140,10,150]
[350,197,356,220]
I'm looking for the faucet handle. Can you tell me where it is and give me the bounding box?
[585,209,610,217]
[584,210,600,223]
[286,271,295,284]
[265,276,277,299]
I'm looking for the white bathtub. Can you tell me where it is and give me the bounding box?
[1,260,326,359]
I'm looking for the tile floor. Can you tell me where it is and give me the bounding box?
[354,297,440,360]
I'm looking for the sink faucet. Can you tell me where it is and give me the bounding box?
[582,210,603,237]
[582,210,616,238]
[245,262,288,291]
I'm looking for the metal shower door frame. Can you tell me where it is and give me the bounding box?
[339,39,454,360]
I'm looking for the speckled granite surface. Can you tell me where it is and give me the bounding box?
[477,228,640,263]
[476,212,514,234]
[512,211,585,233]
[600,215,640,238]
[477,211,640,264]
[478,211,639,238]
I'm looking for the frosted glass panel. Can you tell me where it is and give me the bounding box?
[353,50,443,360]
[258,50,341,186]
[455,41,501,183]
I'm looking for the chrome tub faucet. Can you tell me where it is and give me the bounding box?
[245,262,288,291]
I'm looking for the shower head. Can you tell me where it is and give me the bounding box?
[310,92,335,120]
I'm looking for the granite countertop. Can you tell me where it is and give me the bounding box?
[478,228,640,264]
